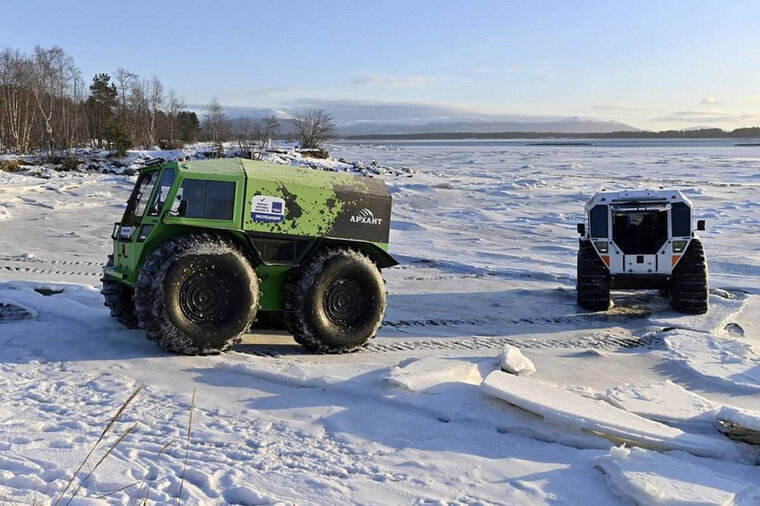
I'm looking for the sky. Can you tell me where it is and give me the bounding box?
[3,0,760,130]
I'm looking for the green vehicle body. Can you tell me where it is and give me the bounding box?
[104,158,397,312]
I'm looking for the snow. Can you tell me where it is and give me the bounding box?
[384,356,483,391]
[600,380,720,427]
[2,139,760,503]
[664,330,760,391]
[596,447,760,506]
[718,406,760,433]
[481,371,752,461]
[499,344,536,376]
[717,406,760,445]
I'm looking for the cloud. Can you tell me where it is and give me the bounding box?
[351,72,437,88]
[595,102,653,112]
[650,110,756,123]
[507,65,555,77]
[700,96,721,105]
[218,85,325,103]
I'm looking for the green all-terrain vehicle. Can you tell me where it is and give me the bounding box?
[102,158,397,354]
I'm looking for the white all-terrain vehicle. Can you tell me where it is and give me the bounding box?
[576,189,708,314]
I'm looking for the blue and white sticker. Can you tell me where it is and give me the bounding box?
[251,195,286,223]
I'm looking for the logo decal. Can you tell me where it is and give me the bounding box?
[251,195,286,223]
[350,208,383,225]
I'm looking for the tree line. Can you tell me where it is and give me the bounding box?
[0,45,337,158]
[0,46,201,157]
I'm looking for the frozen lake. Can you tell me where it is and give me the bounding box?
[0,141,759,504]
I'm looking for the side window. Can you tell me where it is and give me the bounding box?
[205,181,236,220]
[589,205,608,238]
[148,168,176,216]
[671,202,691,237]
[179,179,235,220]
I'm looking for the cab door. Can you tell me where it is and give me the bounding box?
[115,167,176,276]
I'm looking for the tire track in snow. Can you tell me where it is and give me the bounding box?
[382,311,646,330]
[241,332,664,358]
[0,255,104,279]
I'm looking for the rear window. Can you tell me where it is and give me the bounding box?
[180,179,235,220]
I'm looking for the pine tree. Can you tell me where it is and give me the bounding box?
[86,73,118,148]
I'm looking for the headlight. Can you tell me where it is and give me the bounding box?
[594,241,609,253]
[137,225,154,242]
[672,240,687,253]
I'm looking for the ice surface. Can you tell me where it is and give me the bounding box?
[385,356,483,390]
[482,371,750,460]
[601,381,719,426]
[718,406,760,433]
[596,447,760,506]
[2,140,760,503]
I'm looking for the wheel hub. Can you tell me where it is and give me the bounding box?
[323,278,364,325]
[179,270,231,325]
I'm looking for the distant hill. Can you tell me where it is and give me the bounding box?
[188,102,760,139]
[337,117,638,135]
[189,102,639,136]
[345,127,760,140]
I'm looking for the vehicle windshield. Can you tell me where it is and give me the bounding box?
[612,210,668,254]
[121,171,158,226]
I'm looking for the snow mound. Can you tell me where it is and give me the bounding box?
[602,381,719,426]
[481,371,749,460]
[498,345,536,376]
[664,330,760,391]
[385,357,482,391]
[596,447,760,506]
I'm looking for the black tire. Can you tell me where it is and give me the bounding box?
[283,247,385,353]
[669,238,709,314]
[101,255,139,329]
[577,240,611,311]
[135,233,259,354]
[250,311,289,331]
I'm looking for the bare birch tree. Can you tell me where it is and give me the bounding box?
[293,109,335,149]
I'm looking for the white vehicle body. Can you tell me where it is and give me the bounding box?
[580,189,703,287]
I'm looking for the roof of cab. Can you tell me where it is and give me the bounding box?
[172,157,389,195]
[584,188,691,211]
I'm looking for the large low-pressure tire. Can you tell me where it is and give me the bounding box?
[669,238,709,314]
[283,247,386,353]
[101,255,139,329]
[134,233,259,354]
[577,240,611,311]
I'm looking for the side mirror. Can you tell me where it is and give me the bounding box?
[177,199,188,217]
[577,223,586,235]
[697,220,706,231]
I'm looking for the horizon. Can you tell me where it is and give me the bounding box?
[4,1,760,130]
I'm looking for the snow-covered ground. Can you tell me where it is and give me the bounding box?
[0,139,759,504]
